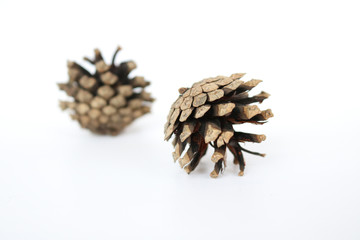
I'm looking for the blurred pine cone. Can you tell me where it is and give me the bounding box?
[59,46,154,135]
[164,73,273,178]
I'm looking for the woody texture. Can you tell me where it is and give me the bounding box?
[164,73,273,178]
[58,46,154,135]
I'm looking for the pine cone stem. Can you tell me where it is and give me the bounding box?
[240,146,266,157]
[111,46,122,65]
[83,57,95,64]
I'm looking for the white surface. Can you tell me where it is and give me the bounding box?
[1,0,360,239]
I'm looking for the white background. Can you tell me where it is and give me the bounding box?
[1,0,359,239]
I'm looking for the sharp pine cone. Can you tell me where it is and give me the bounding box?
[164,73,273,178]
[58,46,154,135]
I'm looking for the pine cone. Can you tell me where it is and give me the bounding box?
[58,46,154,135]
[164,73,273,178]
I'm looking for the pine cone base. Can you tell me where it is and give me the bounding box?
[59,47,154,135]
[164,73,273,177]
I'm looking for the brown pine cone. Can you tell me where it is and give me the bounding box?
[164,73,273,178]
[58,46,154,135]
